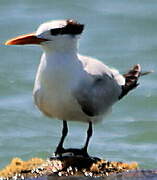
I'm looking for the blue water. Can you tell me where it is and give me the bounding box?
[0,0,157,170]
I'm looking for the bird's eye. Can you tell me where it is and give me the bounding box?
[50,28,61,36]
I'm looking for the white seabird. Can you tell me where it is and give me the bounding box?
[5,19,144,157]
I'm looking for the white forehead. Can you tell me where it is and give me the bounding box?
[36,20,67,35]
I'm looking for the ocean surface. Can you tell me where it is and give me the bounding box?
[0,0,157,170]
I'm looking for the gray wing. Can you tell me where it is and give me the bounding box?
[74,75,112,117]
[74,55,124,117]
[119,64,141,99]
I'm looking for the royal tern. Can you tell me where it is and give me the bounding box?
[5,19,145,157]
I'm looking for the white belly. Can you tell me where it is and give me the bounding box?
[34,85,87,122]
[33,54,92,122]
[33,83,109,124]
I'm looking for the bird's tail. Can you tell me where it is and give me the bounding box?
[119,64,152,99]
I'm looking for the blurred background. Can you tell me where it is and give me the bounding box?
[0,0,157,169]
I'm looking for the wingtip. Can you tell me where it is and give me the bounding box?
[140,70,154,76]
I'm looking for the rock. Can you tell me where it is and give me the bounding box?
[0,156,139,179]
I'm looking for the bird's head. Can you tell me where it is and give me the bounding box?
[5,19,84,52]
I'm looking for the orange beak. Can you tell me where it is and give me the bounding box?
[5,33,48,45]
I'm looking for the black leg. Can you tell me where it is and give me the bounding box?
[82,121,93,156]
[55,120,68,155]
[54,121,93,158]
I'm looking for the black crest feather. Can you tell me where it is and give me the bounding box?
[50,19,84,36]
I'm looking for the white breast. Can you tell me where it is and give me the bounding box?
[33,52,90,122]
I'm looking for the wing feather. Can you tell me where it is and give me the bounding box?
[74,55,123,117]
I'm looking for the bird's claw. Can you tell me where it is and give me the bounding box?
[54,148,90,158]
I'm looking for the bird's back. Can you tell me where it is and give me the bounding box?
[73,55,124,122]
